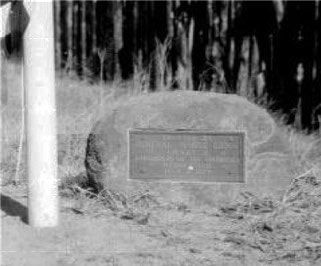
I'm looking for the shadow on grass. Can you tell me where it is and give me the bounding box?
[1,194,28,224]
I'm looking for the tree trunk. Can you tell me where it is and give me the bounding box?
[81,0,86,75]
[66,0,73,73]
[166,0,174,86]
[72,1,78,71]
[92,0,97,55]
[300,2,315,130]
[207,0,214,45]
[113,0,123,80]
[312,0,321,131]
[166,0,174,38]
[222,0,233,89]
[191,1,209,90]
[132,1,138,56]
[170,0,179,89]
[149,1,161,91]
[74,1,82,76]
[121,1,135,79]
[54,0,61,70]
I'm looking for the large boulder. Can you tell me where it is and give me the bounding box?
[85,91,295,205]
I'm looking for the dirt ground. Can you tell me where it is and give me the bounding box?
[2,174,321,266]
[0,185,254,266]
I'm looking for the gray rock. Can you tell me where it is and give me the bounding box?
[85,91,295,205]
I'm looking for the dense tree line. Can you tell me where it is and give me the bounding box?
[52,0,320,132]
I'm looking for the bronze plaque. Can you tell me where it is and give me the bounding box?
[129,129,245,183]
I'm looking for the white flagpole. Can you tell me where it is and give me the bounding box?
[23,0,58,227]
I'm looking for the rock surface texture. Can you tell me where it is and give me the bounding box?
[85,91,295,205]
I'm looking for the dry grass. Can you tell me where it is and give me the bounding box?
[62,184,160,226]
[2,59,321,186]
[1,60,147,186]
[220,175,321,264]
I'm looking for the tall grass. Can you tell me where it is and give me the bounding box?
[1,50,320,188]
[1,56,149,186]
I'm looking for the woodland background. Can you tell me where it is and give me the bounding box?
[4,0,321,132]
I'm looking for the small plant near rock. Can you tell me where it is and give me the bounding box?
[62,181,160,226]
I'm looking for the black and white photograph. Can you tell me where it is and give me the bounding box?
[1,0,321,265]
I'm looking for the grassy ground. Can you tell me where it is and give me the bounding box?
[1,61,147,186]
[1,61,321,265]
